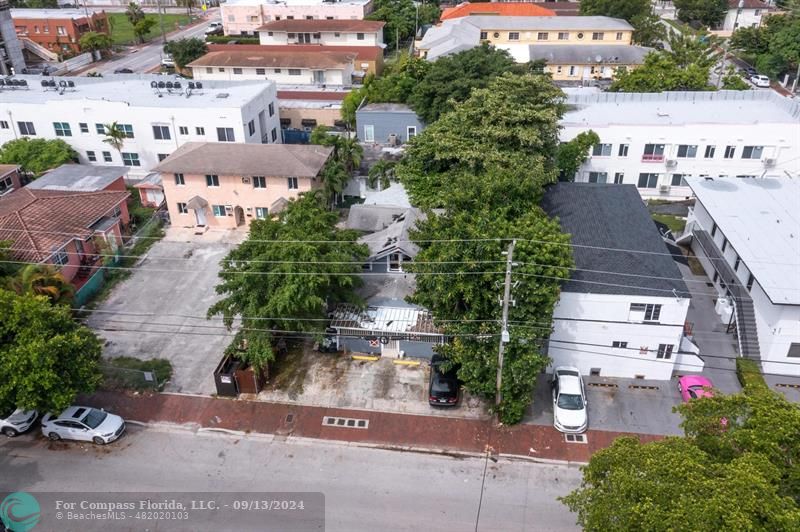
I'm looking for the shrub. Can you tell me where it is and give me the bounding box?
[736,358,768,390]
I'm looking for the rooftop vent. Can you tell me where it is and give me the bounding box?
[216,93,229,99]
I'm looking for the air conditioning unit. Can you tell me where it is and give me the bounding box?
[665,159,677,167]
[763,158,776,167]
[659,184,671,193]
[241,176,251,184]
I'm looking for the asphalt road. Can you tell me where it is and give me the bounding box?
[0,426,582,532]
[88,9,220,75]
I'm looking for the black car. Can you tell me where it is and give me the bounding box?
[429,354,461,406]
[114,68,134,74]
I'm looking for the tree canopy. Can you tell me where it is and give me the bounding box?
[557,131,600,182]
[0,137,77,177]
[674,0,729,29]
[579,0,651,21]
[79,31,113,54]
[366,0,440,50]
[562,387,800,528]
[207,193,368,371]
[163,38,208,69]
[0,290,102,414]
[731,13,800,78]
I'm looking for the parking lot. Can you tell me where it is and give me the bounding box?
[86,228,246,395]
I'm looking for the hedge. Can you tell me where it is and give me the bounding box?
[736,358,768,390]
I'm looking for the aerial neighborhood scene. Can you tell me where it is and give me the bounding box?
[1,0,800,530]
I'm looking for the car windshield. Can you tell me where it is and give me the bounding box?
[557,393,584,410]
[432,376,455,393]
[82,409,107,429]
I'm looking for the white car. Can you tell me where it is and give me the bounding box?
[41,406,125,445]
[750,74,770,88]
[161,53,175,68]
[0,407,38,437]
[551,366,588,434]
[205,22,223,36]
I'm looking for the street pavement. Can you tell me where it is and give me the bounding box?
[0,426,583,531]
[87,9,220,75]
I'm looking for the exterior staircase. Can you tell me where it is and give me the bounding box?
[19,36,58,62]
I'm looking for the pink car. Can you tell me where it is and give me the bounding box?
[678,375,714,402]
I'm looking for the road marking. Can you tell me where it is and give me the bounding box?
[351,355,380,362]
[392,359,421,367]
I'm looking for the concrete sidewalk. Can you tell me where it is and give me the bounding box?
[83,391,662,463]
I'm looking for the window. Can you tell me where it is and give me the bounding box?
[480,31,487,40]
[614,172,625,184]
[637,173,659,188]
[288,69,302,76]
[592,32,604,40]
[53,247,69,266]
[656,344,674,360]
[95,123,105,134]
[671,174,688,186]
[271,127,278,142]
[79,122,89,134]
[629,303,661,322]
[218,68,225,73]
[618,144,629,157]
[616,32,623,40]
[254,67,266,76]
[711,222,718,237]
[558,32,569,40]
[87,150,96,162]
[268,102,275,117]
[206,174,220,187]
[363,124,375,143]
[569,66,576,76]
[253,176,266,188]
[233,68,243,75]
[0,121,7,129]
[57,26,67,36]
[724,145,736,159]
[592,143,612,156]
[357,32,364,40]
[676,145,697,158]
[537,32,548,41]
[206,67,213,74]
[192,126,204,136]
[704,145,716,158]
[255,207,268,219]
[121,152,140,167]
[742,146,764,159]
[274,69,282,74]
[212,205,226,217]
[787,343,800,358]
[612,341,628,349]
[116,124,134,138]
[508,32,520,40]
[53,122,72,137]
[588,172,608,183]
[102,151,112,162]
[217,127,235,142]
[248,120,256,136]
[287,177,298,190]
[0,175,13,194]
[746,274,754,292]
[18,122,35,135]
[178,126,189,135]
[153,125,171,140]
[642,143,665,160]
[734,255,741,271]
[174,173,185,185]
[722,238,728,253]
[177,202,188,214]
[556,66,562,74]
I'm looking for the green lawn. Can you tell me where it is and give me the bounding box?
[108,13,193,46]
[652,213,687,234]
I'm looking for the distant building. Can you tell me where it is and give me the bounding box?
[11,8,109,55]
[258,18,384,47]
[682,176,800,377]
[133,172,164,208]
[441,2,556,20]
[355,103,425,145]
[0,0,26,75]
[27,164,128,193]
[0,164,23,197]
[718,0,775,32]
[277,88,347,136]
[154,142,333,230]
[221,0,375,36]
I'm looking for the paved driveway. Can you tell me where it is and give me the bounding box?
[87,228,245,394]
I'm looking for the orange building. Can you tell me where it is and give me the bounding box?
[12,8,109,55]
[440,2,556,21]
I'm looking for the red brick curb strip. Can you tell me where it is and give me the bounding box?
[83,391,662,463]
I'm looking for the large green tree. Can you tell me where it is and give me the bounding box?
[6,265,75,305]
[630,12,668,47]
[207,193,368,371]
[730,13,800,78]
[79,31,113,56]
[0,290,103,414]
[609,46,716,92]
[0,138,76,177]
[579,0,651,21]
[674,0,729,28]
[133,17,157,44]
[557,131,600,182]
[367,0,440,50]
[163,38,208,70]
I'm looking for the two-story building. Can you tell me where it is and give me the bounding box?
[221,0,374,36]
[155,141,333,230]
[11,8,109,55]
[560,90,800,199]
[258,18,384,47]
[681,177,800,377]
[542,182,696,380]
[0,164,23,196]
[0,74,282,178]
[440,2,556,20]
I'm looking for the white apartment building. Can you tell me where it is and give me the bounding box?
[188,49,355,86]
[542,183,696,380]
[683,177,800,377]
[222,0,374,36]
[560,90,800,200]
[258,18,384,46]
[0,74,281,177]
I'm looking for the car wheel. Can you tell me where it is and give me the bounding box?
[2,427,19,438]
[92,436,106,445]
[48,432,61,441]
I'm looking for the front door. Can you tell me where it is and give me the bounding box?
[234,206,245,226]
[363,124,374,143]
[195,208,207,226]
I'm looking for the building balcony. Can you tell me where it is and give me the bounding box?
[641,154,665,162]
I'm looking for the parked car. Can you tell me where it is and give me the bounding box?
[678,375,714,402]
[113,68,134,74]
[161,53,176,68]
[41,406,125,445]
[750,74,770,88]
[0,407,38,438]
[551,366,588,433]
[205,22,223,36]
[429,354,460,406]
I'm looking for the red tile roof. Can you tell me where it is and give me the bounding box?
[441,1,556,20]
[0,187,129,262]
[208,44,383,62]
[258,19,385,32]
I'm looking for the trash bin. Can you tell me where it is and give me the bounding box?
[213,354,241,397]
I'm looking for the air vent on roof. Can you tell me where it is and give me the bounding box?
[216,93,230,99]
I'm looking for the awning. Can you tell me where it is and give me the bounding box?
[270,196,289,214]
[186,196,208,210]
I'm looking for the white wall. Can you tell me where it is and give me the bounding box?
[222,1,374,36]
[192,64,352,86]
[258,29,383,46]
[549,291,690,380]
[722,7,766,31]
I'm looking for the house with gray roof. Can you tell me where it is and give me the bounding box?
[355,103,425,146]
[541,183,698,380]
[27,164,129,193]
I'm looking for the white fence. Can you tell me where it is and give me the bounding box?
[50,53,94,75]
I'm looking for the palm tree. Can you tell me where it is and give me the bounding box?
[7,264,75,305]
[125,2,145,26]
[367,159,396,190]
[102,122,126,156]
[334,136,364,174]
[319,160,349,208]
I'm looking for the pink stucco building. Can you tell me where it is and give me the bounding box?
[222,0,374,36]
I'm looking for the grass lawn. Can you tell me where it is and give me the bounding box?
[652,213,687,234]
[108,13,192,46]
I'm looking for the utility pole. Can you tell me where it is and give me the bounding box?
[495,239,516,419]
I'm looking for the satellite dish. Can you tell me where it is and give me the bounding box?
[595,55,603,63]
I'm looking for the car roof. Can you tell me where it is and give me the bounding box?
[557,374,582,394]
[58,406,90,419]
[680,375,713,387]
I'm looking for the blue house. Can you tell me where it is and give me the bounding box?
[355,103,425,145]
